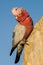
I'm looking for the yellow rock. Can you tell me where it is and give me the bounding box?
[23,16,43,65]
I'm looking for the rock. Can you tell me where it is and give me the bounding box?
[23,16,43,65]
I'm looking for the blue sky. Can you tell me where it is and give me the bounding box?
[0,0,43,65]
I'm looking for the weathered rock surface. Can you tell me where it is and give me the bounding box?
[23,17,43,65]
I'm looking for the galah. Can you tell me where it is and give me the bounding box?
[10,7,33,63]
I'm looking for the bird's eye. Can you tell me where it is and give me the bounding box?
[16,9,17,10]
[19,13,21,16]
[16,8,18,10]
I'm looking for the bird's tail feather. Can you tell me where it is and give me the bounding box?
[10,47,15,56]
[15,45,24,63]
[15,51,20,63]
[10,46,16,56]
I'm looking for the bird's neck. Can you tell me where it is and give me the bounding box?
[19,16,30,27]
[16,13,29,22]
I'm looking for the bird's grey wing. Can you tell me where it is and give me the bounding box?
[10,23,26,56]
[13,23,26,45]
[10,31,21,56]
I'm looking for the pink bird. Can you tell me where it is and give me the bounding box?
[10,7,33,63]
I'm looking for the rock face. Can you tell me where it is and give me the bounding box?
[23,17,43,65]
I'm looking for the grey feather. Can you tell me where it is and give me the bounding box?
[10,23,26,63]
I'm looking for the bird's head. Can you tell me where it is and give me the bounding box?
[12,7,22,17]
[12,7,29,22]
